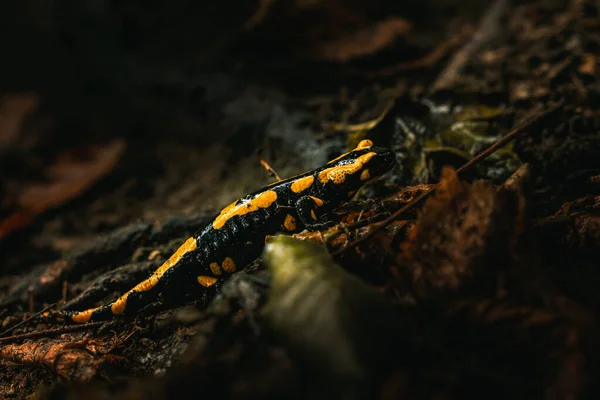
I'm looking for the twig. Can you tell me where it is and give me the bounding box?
[332,100,564,257]
[324,213,389,245]
[0,303,56,337]
[259,159,282,182]
[0,322,108,344]
[429,0,509,93]
[499,163,531,192]
[332,187,434,258]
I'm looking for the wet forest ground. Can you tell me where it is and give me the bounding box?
[1,0,599,398]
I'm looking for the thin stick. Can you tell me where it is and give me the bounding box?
[429,0,508,93]
[333,100,564,257]
[0,303,56,337]
[259,159,282,181]
[0,321,108,344]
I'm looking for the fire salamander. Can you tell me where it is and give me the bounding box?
[65,140,395,323]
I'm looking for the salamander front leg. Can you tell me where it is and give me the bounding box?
[295,196,336,231]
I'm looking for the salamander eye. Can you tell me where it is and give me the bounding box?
[355,140,373,150]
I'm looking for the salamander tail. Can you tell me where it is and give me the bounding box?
[64,303,115,324]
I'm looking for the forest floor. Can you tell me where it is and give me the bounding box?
[1,0,599,398]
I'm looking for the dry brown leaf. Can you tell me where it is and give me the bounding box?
[315,17,412,62]
[401,167,523,300]
[0,139,126,240]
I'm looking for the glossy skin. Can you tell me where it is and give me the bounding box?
[65,140,395,323]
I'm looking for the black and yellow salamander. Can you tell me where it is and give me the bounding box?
[65,140,395,323]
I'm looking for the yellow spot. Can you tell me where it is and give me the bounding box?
[356,139,373,149]
[309,196,324,207]
[290,176,314,193]
[284,214,297,231]
[111,296,128,315]
[222,257,237,273]
[360,169,370,181]
[318,152,377,184]
[198,276,218,287]
[71,312,91,324]
[71,306,102,324]
[210,262,222,275]
[213,190,278,229]
[110,237,197,315]
[310,210,317,220]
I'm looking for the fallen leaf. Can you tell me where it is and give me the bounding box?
[0,139,126,240]
[315,17,412,62]
[262,235,413,392]
[400,167,524,300]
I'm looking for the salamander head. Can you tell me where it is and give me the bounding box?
[318,140,395,187]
